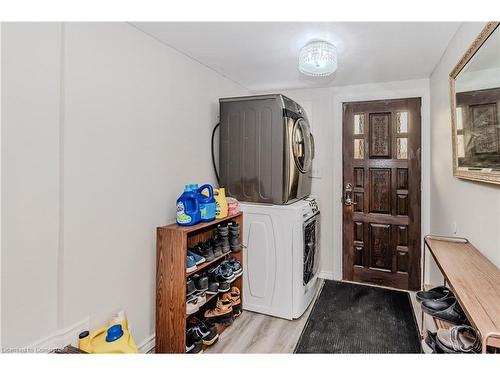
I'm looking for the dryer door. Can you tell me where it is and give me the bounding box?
[292,118,313,173]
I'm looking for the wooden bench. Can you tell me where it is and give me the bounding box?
[423,235,500,353]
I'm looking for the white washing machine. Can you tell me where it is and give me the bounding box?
[241,197,321,320]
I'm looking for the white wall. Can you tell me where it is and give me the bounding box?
[1,22,249,349]
[429,22,500,285]
[2,23,63,350]
[282,78,431,281]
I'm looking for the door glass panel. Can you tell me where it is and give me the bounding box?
[354,139,364,159]
[354,114,365,135]
[292,119,312,172]
[397,138,408,159]
[457,134,465,158]
[456,107,463,130]
[396,111,408,133]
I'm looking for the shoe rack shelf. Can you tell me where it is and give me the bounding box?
[422,235,500,353]
[155,212,243,353]
[186,274,242,318]
[186,251,229,278]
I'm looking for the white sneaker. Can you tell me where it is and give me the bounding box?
[196,292,207,307]
[186,297,199,315]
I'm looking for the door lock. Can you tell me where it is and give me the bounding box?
[344,183,357,207]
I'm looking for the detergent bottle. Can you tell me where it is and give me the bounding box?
[214,188,228,219]
[78,311,138,354]
[197,184,216,222]
[176,184,201,226]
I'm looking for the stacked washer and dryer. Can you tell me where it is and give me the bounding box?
[218,94,321,320]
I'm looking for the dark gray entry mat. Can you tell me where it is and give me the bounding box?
[295,280,421,353]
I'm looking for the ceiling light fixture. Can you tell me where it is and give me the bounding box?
[298,40,338,77]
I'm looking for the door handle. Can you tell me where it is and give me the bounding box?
[344,183,357,207]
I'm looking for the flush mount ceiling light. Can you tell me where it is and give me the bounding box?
[298,40,338,77]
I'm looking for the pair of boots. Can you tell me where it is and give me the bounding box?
[215,221,241,253]
[204,286,242,324]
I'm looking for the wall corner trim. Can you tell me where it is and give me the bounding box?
[138,334,155,354]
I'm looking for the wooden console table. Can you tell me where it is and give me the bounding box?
[423,235,500,353]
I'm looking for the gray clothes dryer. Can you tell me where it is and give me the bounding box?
[219,94,314,204]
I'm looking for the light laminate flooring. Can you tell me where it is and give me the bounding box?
[205,279,423,354]
[205,280,325,353]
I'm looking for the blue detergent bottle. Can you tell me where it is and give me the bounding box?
[176,184,201,226]
[197,184,216,222]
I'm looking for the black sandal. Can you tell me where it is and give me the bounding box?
[416,286,453,303]
[421,297,468,325]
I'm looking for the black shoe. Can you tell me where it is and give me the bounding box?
[421,297,469,325]
[423,330,443,353]
[217,281,230,292]
[217,222,229,235]
[186,327,203,354]
[216,225,231,253]
[211,238,223,257]
[192,242,215,262]
[206,281,219,295]
[192,274,209,292]
[186,278,196,296]
[416,286,453,303]
[228,221,239,233]
[229,234,241,252]
[189,321,219,346]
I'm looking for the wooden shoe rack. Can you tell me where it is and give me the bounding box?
[155,213,243,353]
[422,235,500,353]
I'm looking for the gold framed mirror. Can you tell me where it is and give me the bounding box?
[450,22,500,184]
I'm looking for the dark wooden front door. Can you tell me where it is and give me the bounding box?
[342,98,421,291]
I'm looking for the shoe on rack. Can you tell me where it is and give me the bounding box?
[188,320,219,347]
[211,238,223,258]
[204,296,234,324]
[186,326,203,354]
[186,296,199,315]
[436,325,481,354]
[422,330,443,354]
[226,257,242,277]
[216,224,231,253]
[186,255,197,273]
[216,222,229,235]
[228,221,239,232]
[188,250,206,266]
[206,281,219,295]
[218,262,236,282]
[192,274,209,292]
[421,297,469,325]
[194,291,206,307]
[228,228,241,253]
[223,286,242,317]
[217,281,230,293]
[208,263,234,283]
[192,242,215,262]
[187,278,196,296]
[416,286,453,303]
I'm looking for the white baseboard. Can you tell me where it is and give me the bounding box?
[138,334,155,353]
[317,270,334,280]
[26,317,90,353]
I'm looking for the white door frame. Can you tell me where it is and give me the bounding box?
[331,79,431,285]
